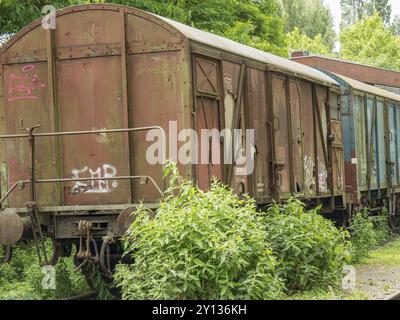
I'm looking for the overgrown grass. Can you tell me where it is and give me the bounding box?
[361,238,400,266]
[286,289,369,300]
[0,242,89,300]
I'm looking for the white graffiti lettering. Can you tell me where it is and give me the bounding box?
[70,164,118,194]
[303,155,315,194]
[318,157,329,193]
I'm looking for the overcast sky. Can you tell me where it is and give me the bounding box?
[323,0,400,33]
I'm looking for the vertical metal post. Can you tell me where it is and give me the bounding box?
[27,126,40,203]
[26,124,48,265]
[226,63,246,187]
[120,9,133,203]
[312,84,320,196]
[286,78,295,194]
[326,88,335,210]
[0,58,7,205]
[47,28,63,205]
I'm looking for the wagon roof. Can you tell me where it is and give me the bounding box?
[1,3,337,87]
[334,73,400,102]
[154,14,338,87]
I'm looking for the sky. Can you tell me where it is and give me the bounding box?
[323,0,400,33]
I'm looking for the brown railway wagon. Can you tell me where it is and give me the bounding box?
[0,4,344,274]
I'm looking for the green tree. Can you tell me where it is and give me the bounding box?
[109,0,287,55]
[0,0,288,56]
[287,27,332,56]
[341,0,392,27]
[0,0,82,34]
[281,0,336,50]
[340,13,400,70]
[390,15,400,36]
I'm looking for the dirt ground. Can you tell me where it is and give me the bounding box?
[355,265,400,300]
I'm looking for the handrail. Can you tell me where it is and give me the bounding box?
[0,126,167,209]
[0,126,166,139]
[0,176,164,209]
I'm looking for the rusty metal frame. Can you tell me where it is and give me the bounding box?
[226,63,246,187]
[266,71,279,199]
[384,99,393,202]
[366,95,377,202]
[120,9,133,203]
[325,88,335,209]
[46,28,63,206]
[286,77,296,194]
[0,126,166,210]
[0,55,6,204]
[191,53,224,188]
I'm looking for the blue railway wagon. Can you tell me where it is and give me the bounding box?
[326,72,400,225]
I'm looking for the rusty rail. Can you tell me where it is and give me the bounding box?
[386,291,400,300]
[0,126,167,209]
[64,292,98,301]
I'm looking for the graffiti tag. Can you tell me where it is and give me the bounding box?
[7,65,46,102]
[70,164,118,194]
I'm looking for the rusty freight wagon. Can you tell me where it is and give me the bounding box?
[324,72,400,228]
[0,4,345,278]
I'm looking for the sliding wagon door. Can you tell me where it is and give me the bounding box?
[288,79,304,195]
[193,56,223,191]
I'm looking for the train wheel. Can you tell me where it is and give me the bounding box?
[0,245,12,264]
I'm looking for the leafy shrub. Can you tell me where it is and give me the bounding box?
[0,244,36,286]
[348,210,377,264]
[0,241,88,300]
[114,163,283,300]
[265,198,351,292]
[349,208,393,264]
[371,207,392,245]
[23,243,89,300]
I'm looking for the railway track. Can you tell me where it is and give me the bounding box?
[64,292,98,301]
[386,291,400,300]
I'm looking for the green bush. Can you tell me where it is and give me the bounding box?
[349,208,393,264]
[114,163,283,300]
[0,241,89,300]
[348,210,377,264]
[265,199,351,292]
[371,207,392,245]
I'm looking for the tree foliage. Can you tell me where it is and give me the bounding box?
[281,0,336,50]
[109,0,287,56]
[340,13,400,70]
[0,0,82,34]
[341,0,392,27]
[287,27,332,56]
[0,0,287,55]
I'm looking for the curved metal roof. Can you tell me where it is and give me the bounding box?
[334,73,400,102]
[154,14,338,87]
[1,3,337,87]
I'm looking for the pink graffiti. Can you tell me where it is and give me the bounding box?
[7,64,46,102]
